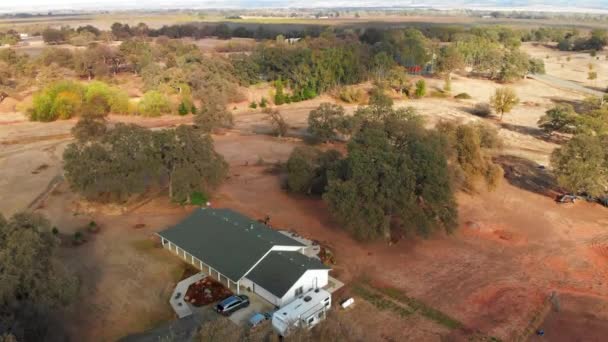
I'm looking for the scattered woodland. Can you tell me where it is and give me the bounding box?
[1,15,608,342]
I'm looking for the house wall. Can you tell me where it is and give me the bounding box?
[279,269,329,307]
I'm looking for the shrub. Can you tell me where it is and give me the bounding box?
[52,91,82,120]
[307,103,348,142]
[414,79,426,98]
[369,87,393,107]
[87,221,100,233]
[338,86,365,103]
[274,78,287,105]
[263,108,288,137]
[178,102,189,116]
[73,231,84,245]
[443,77,451,92]
[249,101,257,109]
[528,58,546,74]
[30,81,86,121]
[455,93,472,100]
[474,122,503,149]
[472,103,492,117]
[189,191,208,206]
[259,97,268,108]
[84,81,129,115]
[30,81,130,121]
[138,91,171,117]
[51,227,59,235]
[429,90,449,98]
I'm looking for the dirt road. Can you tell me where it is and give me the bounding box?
[529,73,605,97]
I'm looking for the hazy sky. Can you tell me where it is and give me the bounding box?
[2,1,608,13]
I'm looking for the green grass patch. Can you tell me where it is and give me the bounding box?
[373,285,463,330]
[130,239,158,252]
[354,278,464,330]
[352,285,413,318]
[189,191,208,206]
[430,90,450,98]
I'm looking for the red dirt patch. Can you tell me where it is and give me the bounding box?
[589,235,608,260]
[184,276,233,307]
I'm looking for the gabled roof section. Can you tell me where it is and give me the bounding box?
[158,208,304,281]
[245,251,330,299]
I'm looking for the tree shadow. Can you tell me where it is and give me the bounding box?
[584,85,607,93]
[498,122,547,140]
[494,155,559,197]
[458,106,493,119]
[546,96,589,113]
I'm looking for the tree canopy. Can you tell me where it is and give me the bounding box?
[307,103,349,142]
[490,87,519,121]
[64,120,227,203]
[323,105,457,240]
[0,212,78,341]
[551,134,608,197]
[286,146,341,195]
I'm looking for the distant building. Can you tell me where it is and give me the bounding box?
[18,33,28,39]
[285,37,301,44]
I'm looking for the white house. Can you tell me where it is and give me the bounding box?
[157,208,330,307]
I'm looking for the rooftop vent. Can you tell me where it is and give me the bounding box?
[304,296,312,302]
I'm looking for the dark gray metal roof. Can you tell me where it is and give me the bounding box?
[246,251,330,299]
[158,208,304,281]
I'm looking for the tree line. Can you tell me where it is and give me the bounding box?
[4,23,554,121]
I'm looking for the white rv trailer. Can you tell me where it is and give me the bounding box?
[271,288,331,336]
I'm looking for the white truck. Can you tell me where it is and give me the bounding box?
[271,288,331,336]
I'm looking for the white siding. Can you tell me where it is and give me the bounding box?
[240,278,254,291]
[279,269,329,306]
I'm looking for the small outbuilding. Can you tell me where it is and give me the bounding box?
[157,208,330,307]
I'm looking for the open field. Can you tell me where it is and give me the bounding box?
[522,42,608,92]
[3,11,608,34]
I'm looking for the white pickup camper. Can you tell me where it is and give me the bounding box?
[271,288,331,336]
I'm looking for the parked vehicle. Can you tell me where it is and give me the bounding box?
[215,295,250,316]
[556,194,577,203]
[272,288,331,337]
[248,312,272,328]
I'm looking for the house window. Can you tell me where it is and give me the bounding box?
[295,286,303,296]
